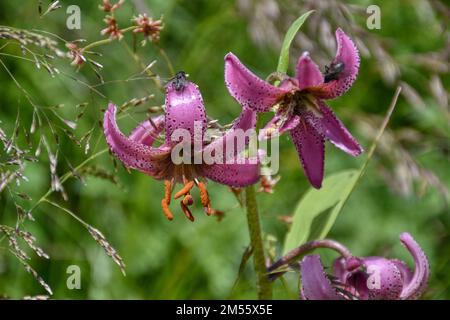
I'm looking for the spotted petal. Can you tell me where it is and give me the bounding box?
[295,52,324,90]
[129,115,165,146]
[200,157,260,188]
[259,113,300,140]
[399,233,430,300]
[310,28,360,100]
[103,103,168,175]
[352,257,404,300]
[290,121,325,189]
[311,101,363,156]
[224,52,288,112]
[165,80,207,145]
[300,255,344,300]
[202,107,256,163]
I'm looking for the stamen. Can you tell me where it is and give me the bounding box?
[161,180,174,221]
[161,199,173,221]
[197,181,213,215]
[174,181,195,199]
[180,201,194,221]
[164,180,172,205]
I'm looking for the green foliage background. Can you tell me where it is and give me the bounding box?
[0,0,448,299]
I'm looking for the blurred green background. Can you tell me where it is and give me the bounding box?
[0,0,448,299]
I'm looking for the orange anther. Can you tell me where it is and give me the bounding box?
[164,180,172,204]
[198,181,214,216]
[197,182,210,207]
[174,181,194,199]
[180,201,194,222]
[161,199,173,221]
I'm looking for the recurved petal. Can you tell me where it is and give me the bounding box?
[259,113,300,140]
[332,256,348,283]
[399,233,430,300]
[200,157,260,188]
[300,255,343,300]
[224,52,288,112]
[165,80,207,145]
[311,28,360,99]
[202,107,256,162]
[313,101,363,156]
[391,259,413,286]
[129,115,165,146]
[290,121,325,189]
[103,103,167,174]
[332,256,362,284]
[355,257,404,300]
[295,52,324,90]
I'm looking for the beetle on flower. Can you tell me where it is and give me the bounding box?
[224,28,363,188]
[104,72,260,221]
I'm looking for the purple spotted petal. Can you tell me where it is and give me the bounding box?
[391,259,413,287]
[310,28,360,100]
[224,52,288,112]
[332,256,362,284]
[259,113,300,140]
[300,255,344,300]
[295,52,324,90]
[202,107,256,163]
[129,115,164,146]
[103,103,168,175]
[332,256,348,283]
[165,80,207,145]
[280,115,301,132]
[200,157,260,188]
[312,101,363,156]
[354,257,404,300]
[290,121,325,189]
[399,233,430,300]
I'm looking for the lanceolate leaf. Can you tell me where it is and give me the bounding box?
[276,10,314,74]
[283,87,402,254]
[283,170,358,253]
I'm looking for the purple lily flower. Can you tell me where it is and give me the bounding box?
[300,233,430,300]
[104,72,260,221]
[224,28,363,188]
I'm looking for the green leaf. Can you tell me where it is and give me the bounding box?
[283,170,358,254]
[283,87,402,254]
[276,10,314,74]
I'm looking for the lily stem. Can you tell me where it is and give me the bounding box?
[245,184,272,300]
[267,239,353,281]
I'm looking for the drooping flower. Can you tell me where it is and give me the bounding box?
[299,233,430,300]
[224,28,363,188]
[104,72,260,221]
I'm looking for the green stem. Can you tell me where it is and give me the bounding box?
[245,185,272,299]
[82,26,138,52]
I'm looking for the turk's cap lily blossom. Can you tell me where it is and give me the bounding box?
[224,28,363,188]
[299,233,430,300]
[104,72,260,221]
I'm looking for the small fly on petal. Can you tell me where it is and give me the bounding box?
[323,61,345,83]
